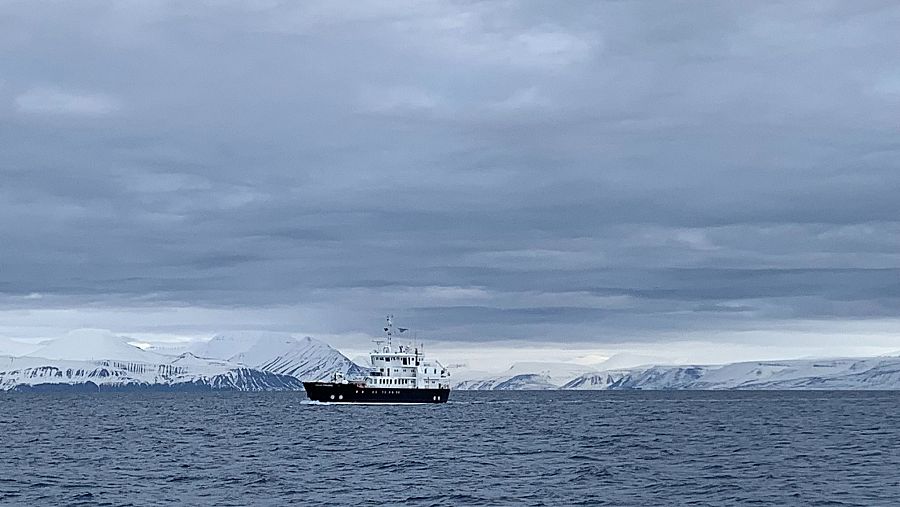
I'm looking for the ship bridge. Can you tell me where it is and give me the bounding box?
[366,315,450,389]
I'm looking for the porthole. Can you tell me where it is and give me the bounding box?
[338,395,343,400]
[330,394,335,400]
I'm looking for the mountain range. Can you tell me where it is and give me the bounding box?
[0,330,364,392]
[453,356,900,390]
[3,330,900,391]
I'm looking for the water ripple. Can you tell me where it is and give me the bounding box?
[0,390,898,505]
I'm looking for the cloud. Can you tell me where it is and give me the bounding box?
[358,86,442,114]
[15,87,120,116]
[1,1,899,360]
[489,87,548,112]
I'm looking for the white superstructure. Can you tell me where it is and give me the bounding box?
[360,315,450,390]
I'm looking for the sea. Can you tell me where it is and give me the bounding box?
[1,390,898,506]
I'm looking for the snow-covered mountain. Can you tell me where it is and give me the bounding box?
[560,356,900,390]
[0,353,302,392]
[454,361,598,390]
[561,370,633,390]
[456,355,900,390]
[192,332,366,381]
[8,328,900,391]
[455,373,560,390]
[0,330,305,392]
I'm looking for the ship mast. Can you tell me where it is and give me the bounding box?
[374,314,394,353]
[386,314,394,350]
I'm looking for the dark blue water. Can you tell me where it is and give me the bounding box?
[1,391,898,506]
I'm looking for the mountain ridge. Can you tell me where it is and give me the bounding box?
[0,329,365,391]
[457,355,900,390]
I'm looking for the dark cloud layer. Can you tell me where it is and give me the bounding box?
[2,1,900,346]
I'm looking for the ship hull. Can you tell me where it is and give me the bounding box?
[303,382,450,404]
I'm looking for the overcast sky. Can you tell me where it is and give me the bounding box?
[2,1,900,366]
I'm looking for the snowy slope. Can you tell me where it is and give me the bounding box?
[562,370,633,390]
[191,332,293,361]
[506,362,598,383]
[0,329,364,391]
[0,330,306,391]
[694,357,900,389]
[28,329,165,363]
[595,353,670,370]
[454,361,598,390]
[455,373,559,390]
[0,337,40,357]
[561,356,900,390]
[0,353,303,392]
[454,354,900,390]
[194,332,365,381]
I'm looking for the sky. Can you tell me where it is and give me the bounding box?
[2,1,900,368]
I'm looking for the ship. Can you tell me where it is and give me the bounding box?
[303,316,451,404]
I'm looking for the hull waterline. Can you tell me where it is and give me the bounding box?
[303,382,449,404]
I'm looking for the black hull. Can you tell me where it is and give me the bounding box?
[303,382,450,404]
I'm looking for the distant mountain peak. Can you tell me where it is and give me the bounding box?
[191,331,364,381]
